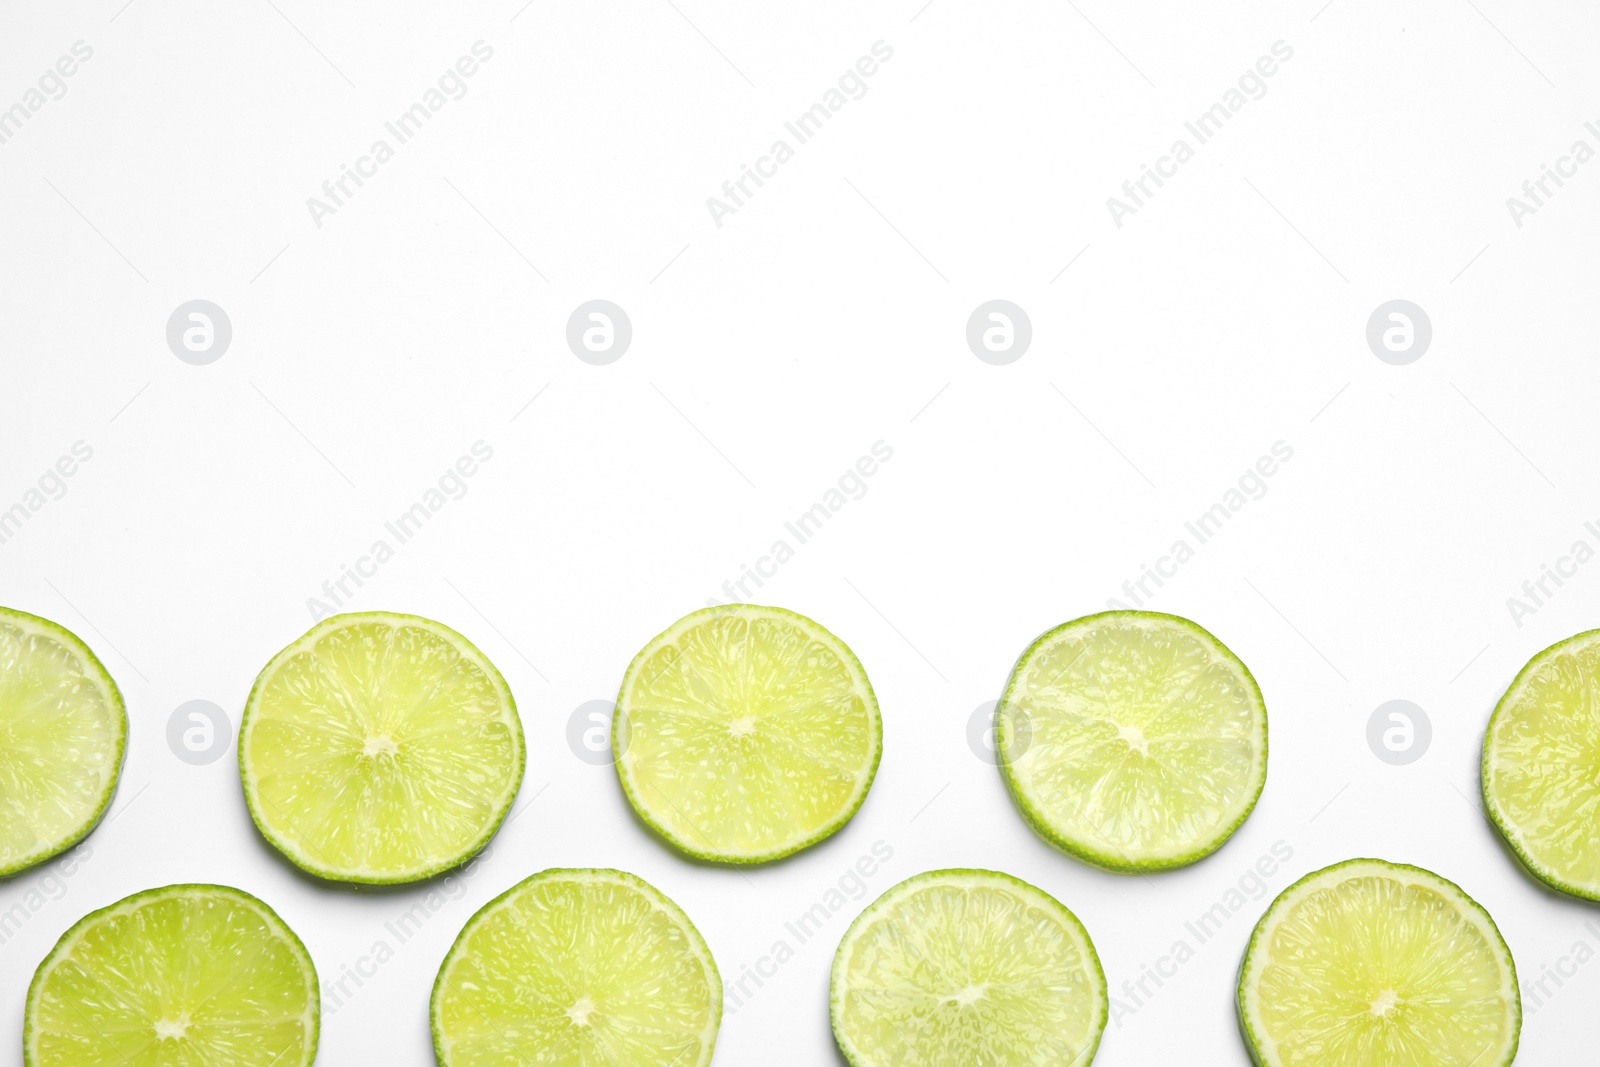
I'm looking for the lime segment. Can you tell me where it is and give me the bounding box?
[431,868,720,1067]
[998,611,1266,871]
[1237,859,1519,1067]
[831,869,1107,1067]
[1483,628,1600,899]
[0,607,126,877]
[615,605,881,863]
[239,612,524,884]
[25,883,319,1067]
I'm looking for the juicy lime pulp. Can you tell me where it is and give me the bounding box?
[997,610,1267,871]
[614,604,881,863]
[239,612,524,884]
[1237,859,1519,1067]
[1482,627,1600,899]
[0,607,126,877]
[25,883,319,1067]
[831,869,1107,1067]
[431,868,721,1067]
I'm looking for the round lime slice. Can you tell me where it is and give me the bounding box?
[614,604,881,863]
[1482,627,1600,899]
[431,867,721,1066]
[1237,858,1519,1067]
[25,883,319,1067]
[0,606,126,877]
[831,868,1107,1066]
[997,610,1267,871]
[239,612,524,884]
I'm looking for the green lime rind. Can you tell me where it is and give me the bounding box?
[430,867,722,1067]
[238,611,526,886]
[0,606,127,879]
[24,882,319,1067]
[996,610,1268,873]
[830,868,1108,1067]
[1235,858,1519,1067]
[613,604,883,865]
[1481,627,1600,901]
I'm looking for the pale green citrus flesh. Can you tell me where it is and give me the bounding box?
[998,611,1266,870]
[615,605,881,863]
[25,884,318,1067]
[1482,628,1600,898]
[0,608,125,876]
[431,868,720,1067]
[1237,860,1518,1067]
[831,869,1107,1067]
[239,613,524,883]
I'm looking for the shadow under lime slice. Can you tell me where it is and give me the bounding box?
[614,604,881,864]
[997,610,1267,871]
[1237,859,1519,1067]
[831,869,1107,1067]
[25,883,319,1067]
[239,612,524,884]
[0,606,126,878]
[431,868,720,1067]
[1482,627,1600,899]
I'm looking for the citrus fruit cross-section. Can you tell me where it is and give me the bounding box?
[0,606,126,878]
[997,611,1267,871]
[1482,627,1600,899]
[431,867,721,1067]
[1237,858,1519,1067]
[831,868,1108,1067]
[239,612,524,884]
[25,883,319,1067]
[614,604,881,863]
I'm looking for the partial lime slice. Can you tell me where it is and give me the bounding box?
[1237,858,1519,1067]
[1482,627,1600,899]
[614,604,881,863]
[831,868,1107,1066]
[25,883,319,1067]
[997,610,1266,871]
[431,867,721,1066]
[239,612,524,884]
[0,607,126,877]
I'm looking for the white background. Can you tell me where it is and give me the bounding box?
[3,0,1599,1062]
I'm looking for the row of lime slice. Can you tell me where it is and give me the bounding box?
[4,600,1596,1065]
[20,858,1519,1067]
[231,605,1263,881]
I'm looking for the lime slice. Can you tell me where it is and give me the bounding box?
[239,612,524,884]
[0,607,126,877]
[997,610,1266,871]
[614,604,881,863]
[431,867,721,1067]
[1482,628,1600,899]
[1237,858,1519,1067]
[25,883,319,1067]
[831,868,1107,1066]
